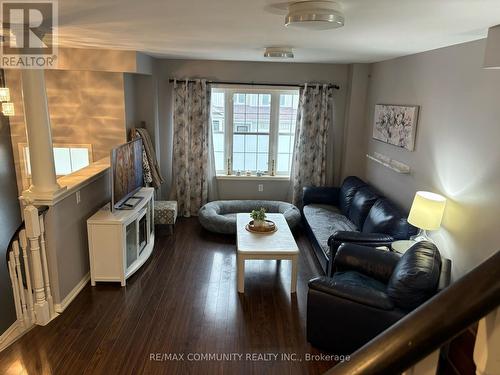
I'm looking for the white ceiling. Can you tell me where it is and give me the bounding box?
[56,0,500,63]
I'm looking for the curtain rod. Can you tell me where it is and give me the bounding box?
[168,79,340,90]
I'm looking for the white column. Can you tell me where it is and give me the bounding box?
[474,308,500,375]
[21,69,65,201]
[402,350,440,375]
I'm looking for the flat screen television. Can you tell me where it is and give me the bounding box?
[111,139,144,211]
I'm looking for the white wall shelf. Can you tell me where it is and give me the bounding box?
[366,152,410,174]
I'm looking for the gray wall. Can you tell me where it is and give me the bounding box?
[0,115,22,333]
[153,59,350,200]
[123,73,159,148]
[44,172,110,303]
[340,63,372,180]
[359,39,500,279]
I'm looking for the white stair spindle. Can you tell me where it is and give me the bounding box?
[38,215,54,317]
[8,255,24,328]
[24,205,50,325]
[13,242,29,327]
[474,308,500,375]
[19,229,35,323]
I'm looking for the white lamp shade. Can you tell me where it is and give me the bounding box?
[2,102,15,116]
[408,191,446,231]
[0,87,10,102]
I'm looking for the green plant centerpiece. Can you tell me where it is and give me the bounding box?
[250,207,267,229]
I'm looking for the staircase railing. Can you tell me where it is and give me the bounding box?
[5,202,55,335]
[324,250,500,375]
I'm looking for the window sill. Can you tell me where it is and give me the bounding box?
[216,174,290,182]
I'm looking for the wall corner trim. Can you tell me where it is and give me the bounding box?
[54,273,90,314]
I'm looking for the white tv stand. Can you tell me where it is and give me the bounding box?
[87,187,155,286]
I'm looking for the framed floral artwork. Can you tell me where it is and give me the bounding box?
[373,104,419,151]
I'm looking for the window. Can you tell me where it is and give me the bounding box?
[210,87,299,175]
[21,144,93,177]
[211,91,225,170]
[277,93,299,174]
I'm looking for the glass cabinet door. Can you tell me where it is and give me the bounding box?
[126,221,137,268]
[138,212,147,256]
[149,200,154,237]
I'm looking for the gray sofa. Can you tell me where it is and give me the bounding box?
[198,200,301,234]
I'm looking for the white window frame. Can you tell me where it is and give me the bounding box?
[211,86,299,176]
[18,143,93,189]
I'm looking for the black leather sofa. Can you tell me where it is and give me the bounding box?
[302,176,417,275]
[307,241,452,354]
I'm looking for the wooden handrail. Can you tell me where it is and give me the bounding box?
[324,250,500,375]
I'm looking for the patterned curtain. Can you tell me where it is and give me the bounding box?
[172,79,212,217]
[291,84,334,206]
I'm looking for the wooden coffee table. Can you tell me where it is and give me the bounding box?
[236,213,299,294]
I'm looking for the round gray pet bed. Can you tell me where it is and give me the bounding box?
[198,200,301,234]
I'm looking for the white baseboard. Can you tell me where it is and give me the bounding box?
[54,273,90,313]
[0,321,32,352]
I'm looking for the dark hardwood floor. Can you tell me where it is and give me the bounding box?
[0,218,337,375]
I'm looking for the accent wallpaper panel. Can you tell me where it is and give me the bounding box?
[6,69,126,193]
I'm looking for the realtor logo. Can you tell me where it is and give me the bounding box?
[1,0,58,68]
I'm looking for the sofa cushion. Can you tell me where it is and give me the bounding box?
[362,198,415,239]
[303,204,357,256]
[310,271,395,310]
[339,176,366,216]
[387,242,442,311]
[348,187,379,229]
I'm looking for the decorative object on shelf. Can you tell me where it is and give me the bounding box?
[373,104,419,151]
[227,158,232,175]
[2,102,15,116]
[250,207,267,229]
[246,170,251,176]
[236,170,241,176]
[245,220,277,234]
[408,191,447,243]
[256,170,263,177]
[270,159,276,176]
[484,24,500,69]
[366,152,410,174]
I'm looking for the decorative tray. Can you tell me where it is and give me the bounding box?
[245,220,277,234]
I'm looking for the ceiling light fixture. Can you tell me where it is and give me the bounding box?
[285,1,345,30]
[264,47,294,59]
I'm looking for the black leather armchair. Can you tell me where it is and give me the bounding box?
[306,241,451,354]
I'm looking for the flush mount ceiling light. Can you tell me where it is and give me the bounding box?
[264,47,294,59]
[285,1,345,30]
